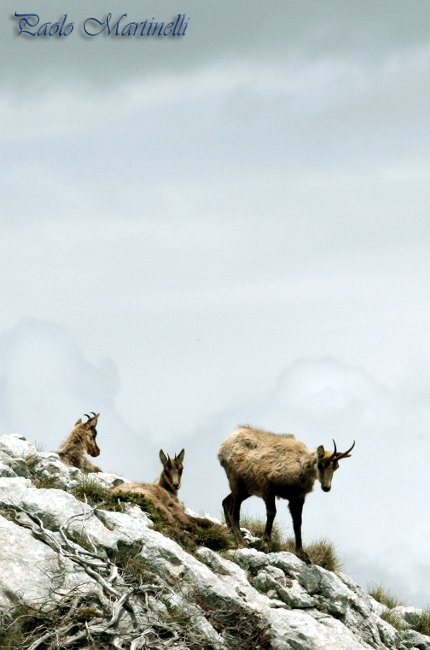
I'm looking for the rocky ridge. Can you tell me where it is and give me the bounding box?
[0,433,429,650]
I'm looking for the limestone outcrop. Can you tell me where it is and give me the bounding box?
[0,434,429,649]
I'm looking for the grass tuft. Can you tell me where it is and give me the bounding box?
[368,584,404,609]
[111,546,154,587]
[239,516,283,551]
[380,609,405,631]
[234,516,341,571]
[71,477,113,506]
[31,475,62,490]
[279,537,342,572]
[369,585,430,636]
[193,521,235,551]
[72,482,235,556]
[411,608,430,636]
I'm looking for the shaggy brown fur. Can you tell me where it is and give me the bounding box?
[218,425,354,563]
[57,413,102,473]
[112,448,213,531]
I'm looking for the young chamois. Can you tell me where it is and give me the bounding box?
[112,449,213,530]
[218,425,355,563]
[57,412,102,473]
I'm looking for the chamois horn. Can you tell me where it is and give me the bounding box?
[328,439,338,461]
[84,411,99,422]
[335,440,355,460]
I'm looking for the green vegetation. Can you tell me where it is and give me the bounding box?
[71,479,235,554]
[191,520,235,552]
[147,506,234,555]
[71,476,115,507]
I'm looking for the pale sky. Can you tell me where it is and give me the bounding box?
[1,0,430,607]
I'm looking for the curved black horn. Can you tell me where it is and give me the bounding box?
[90,411,97,417]
[336,440,356,460]
[344,440,356,455]
[328,438,338,460]
[84,413,91,420]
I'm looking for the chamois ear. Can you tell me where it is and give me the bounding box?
[159,449,169,465]
[317,445,325,459]
[74,418,82,426]
[176,449,185,463]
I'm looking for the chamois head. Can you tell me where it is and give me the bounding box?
[316,440,355,492]
[76,412,101,458]
[159,448,185,494]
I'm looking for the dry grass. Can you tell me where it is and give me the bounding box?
[369,585,430,636]
[411,608,430,636]
[278,537,341,571]
[71,477,114,506]
[194,594,272,649]
[71,479,235,554]
[379,609,405,631]
[110,545,156,588]
[233,516,341,571]
[31,475,62,490]
[0,597,104,650]
[368,584,404,609]
[239,516,283,550]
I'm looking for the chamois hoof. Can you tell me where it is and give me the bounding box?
[230,533,248,549]
[296,549,311,564]
[257,538,271,553]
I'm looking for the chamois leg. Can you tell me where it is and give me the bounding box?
[223,482,249,547]
[82,458,102,473]
[288,497,310,564]
[261,492,276,550]
[222,493,233,529]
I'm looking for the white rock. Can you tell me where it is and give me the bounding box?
[0,435,429,650]
[0,516,96,609]
[0,434,36,458]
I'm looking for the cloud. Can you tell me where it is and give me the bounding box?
[3,0,429,91]
[0,319,155,478]
[1,323,429,605]
[181,357,430,606]
[1,0,429,610]
[2,41,429,142]
[0,319,118,427]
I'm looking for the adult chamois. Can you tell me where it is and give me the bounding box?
[112,449,212,530]
[57,412,102,473]
[218,425,355,563]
